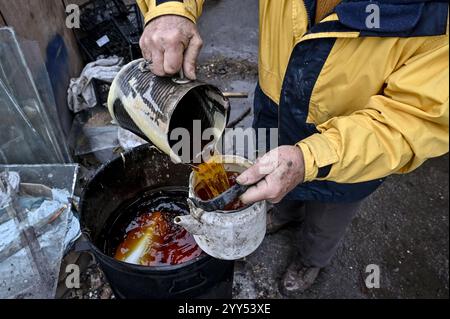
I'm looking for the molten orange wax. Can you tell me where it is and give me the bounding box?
[114,211,202,266]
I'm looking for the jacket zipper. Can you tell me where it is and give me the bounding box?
[302,0,313,31]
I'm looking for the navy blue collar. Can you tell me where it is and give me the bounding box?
[334,1,448,36]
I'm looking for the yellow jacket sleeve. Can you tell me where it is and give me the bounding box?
[137,0,205,24]
[298,36,449,184]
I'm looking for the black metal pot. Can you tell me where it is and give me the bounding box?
[79,144,234,299]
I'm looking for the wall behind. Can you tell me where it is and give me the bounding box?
[0,0,83,77]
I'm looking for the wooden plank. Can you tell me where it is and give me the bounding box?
[0,0,84,136]
[0,0,83,77]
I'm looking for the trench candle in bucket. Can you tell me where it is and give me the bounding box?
[107,59,229,163]
[175,155,268,261]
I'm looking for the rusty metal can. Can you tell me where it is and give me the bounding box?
[108,59,230,163]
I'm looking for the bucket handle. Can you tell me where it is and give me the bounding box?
[74,237,92,253]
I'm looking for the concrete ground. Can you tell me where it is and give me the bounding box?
[197,0,449,299]
[232,155,449,299]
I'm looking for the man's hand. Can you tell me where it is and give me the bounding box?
[237,146,306,205]
[139,15,203,80]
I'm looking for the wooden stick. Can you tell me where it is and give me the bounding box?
[227,106,252,128]
[223,92,249,99]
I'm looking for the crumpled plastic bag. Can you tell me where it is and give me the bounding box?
[0,171,81,256]
[67,56,124,113]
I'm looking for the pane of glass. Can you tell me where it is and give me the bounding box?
[0,28,70,163]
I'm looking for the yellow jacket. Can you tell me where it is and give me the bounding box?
[137,0,449,196]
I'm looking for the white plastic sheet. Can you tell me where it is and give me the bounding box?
[0,164,78,299]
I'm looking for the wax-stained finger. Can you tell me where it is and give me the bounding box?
[240,178,273,204]
[240,164,286,204]
[237,151,279,185]
[150,48,165,76]
[141,48,152,64]
[183,34,203,80]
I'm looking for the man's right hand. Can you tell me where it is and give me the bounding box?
[139,15,203,80]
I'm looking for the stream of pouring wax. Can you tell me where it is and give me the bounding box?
[193,158,245,211]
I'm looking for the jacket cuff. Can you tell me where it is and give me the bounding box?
[296,143,319,182]
[297,133,339,182]
[144,2,198,25]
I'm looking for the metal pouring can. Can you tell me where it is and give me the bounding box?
[108,59,230,163]
[175,155,268,260]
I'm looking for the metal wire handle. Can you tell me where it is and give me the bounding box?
[139,60,192,84]
[172,68,192,84]
[139,59,192,84]
[139,60,152,73]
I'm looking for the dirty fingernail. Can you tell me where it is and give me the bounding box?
[237,175,247,184]
[187,71,197,80]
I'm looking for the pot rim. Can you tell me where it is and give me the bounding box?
[86,239,211,272]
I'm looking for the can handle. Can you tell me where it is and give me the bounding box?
[139,60,152,73]
[172,69,192,84]
[139,60,191,84]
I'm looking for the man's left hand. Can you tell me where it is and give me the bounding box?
[237,146,305,205]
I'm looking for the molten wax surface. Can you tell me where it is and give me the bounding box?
[114,211,202,266]
[103,189,203,267]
